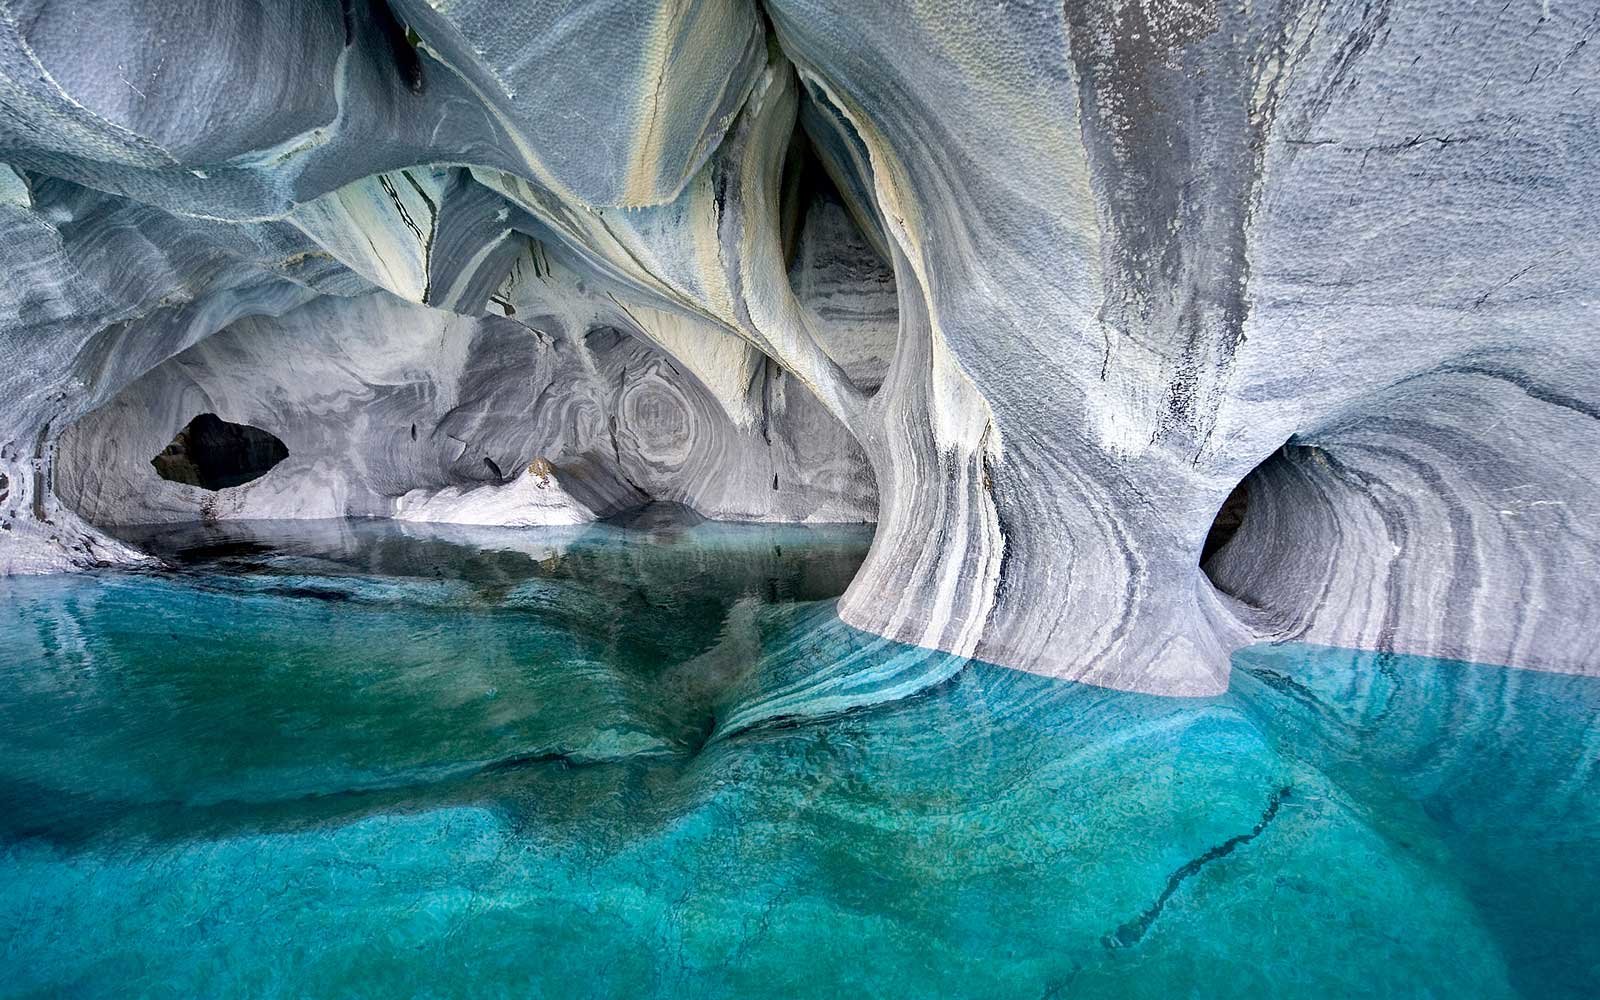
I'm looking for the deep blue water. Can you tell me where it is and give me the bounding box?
[1,516,1596,998]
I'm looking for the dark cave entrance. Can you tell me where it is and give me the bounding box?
[1199,444,1302,606]
[778,111,897,398]
[1201,479,1250,566]
[151,413,288,491]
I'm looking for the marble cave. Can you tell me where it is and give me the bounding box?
[0,1,1597,996]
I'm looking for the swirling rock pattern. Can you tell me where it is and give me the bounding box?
[2,0,1598,693]
[55,278,875,529]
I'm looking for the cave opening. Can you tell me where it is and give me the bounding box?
[780,112,897,397]
[150,413,289,491]
[1199,444,1309,611]
[1201,479,1250,567]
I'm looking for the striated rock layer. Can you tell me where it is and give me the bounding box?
[1,0,1597,694]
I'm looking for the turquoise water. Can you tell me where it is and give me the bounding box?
[1,516,1596,998]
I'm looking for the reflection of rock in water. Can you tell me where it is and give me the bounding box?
[0,520,910,841]
[4,537,1595,994]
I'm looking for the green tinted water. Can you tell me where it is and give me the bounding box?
[0,516,1595,997]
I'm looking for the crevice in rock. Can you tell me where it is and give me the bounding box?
[370,0,424,93]
[151,414,288,491]
[781,111,897,398]
[31,424,50,523]
[778,122,820,272]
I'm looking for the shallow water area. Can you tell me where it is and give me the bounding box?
[0,514,1595,998]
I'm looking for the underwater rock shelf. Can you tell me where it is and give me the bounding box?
[1,1,1597,693]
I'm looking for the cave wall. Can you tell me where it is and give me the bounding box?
[2,0,1597,694]
[763,0,1600,692]
[56,280,875,528]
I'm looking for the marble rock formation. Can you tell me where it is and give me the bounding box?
[1,0,1596,694]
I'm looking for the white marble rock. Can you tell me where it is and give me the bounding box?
[1,0,1596,694]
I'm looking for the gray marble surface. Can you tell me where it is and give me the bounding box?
[2,0,1596,693]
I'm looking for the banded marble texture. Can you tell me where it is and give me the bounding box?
[1,0,1597,693]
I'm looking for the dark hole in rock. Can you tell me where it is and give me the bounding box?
[151,413,288,491]
[371,0,424,93]
[1201,480,1249,565]
[0,470,8,504]
[780,102,896,399]
[779,121,867,276]
[778,123,818,271]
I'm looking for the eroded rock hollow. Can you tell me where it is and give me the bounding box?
[1,0,1596,694]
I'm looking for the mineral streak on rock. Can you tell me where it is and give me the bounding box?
[2,1,1597,694]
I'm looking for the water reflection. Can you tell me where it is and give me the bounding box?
[0,515,1594,998]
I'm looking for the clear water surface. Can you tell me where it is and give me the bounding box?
[1,513,1595,998]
